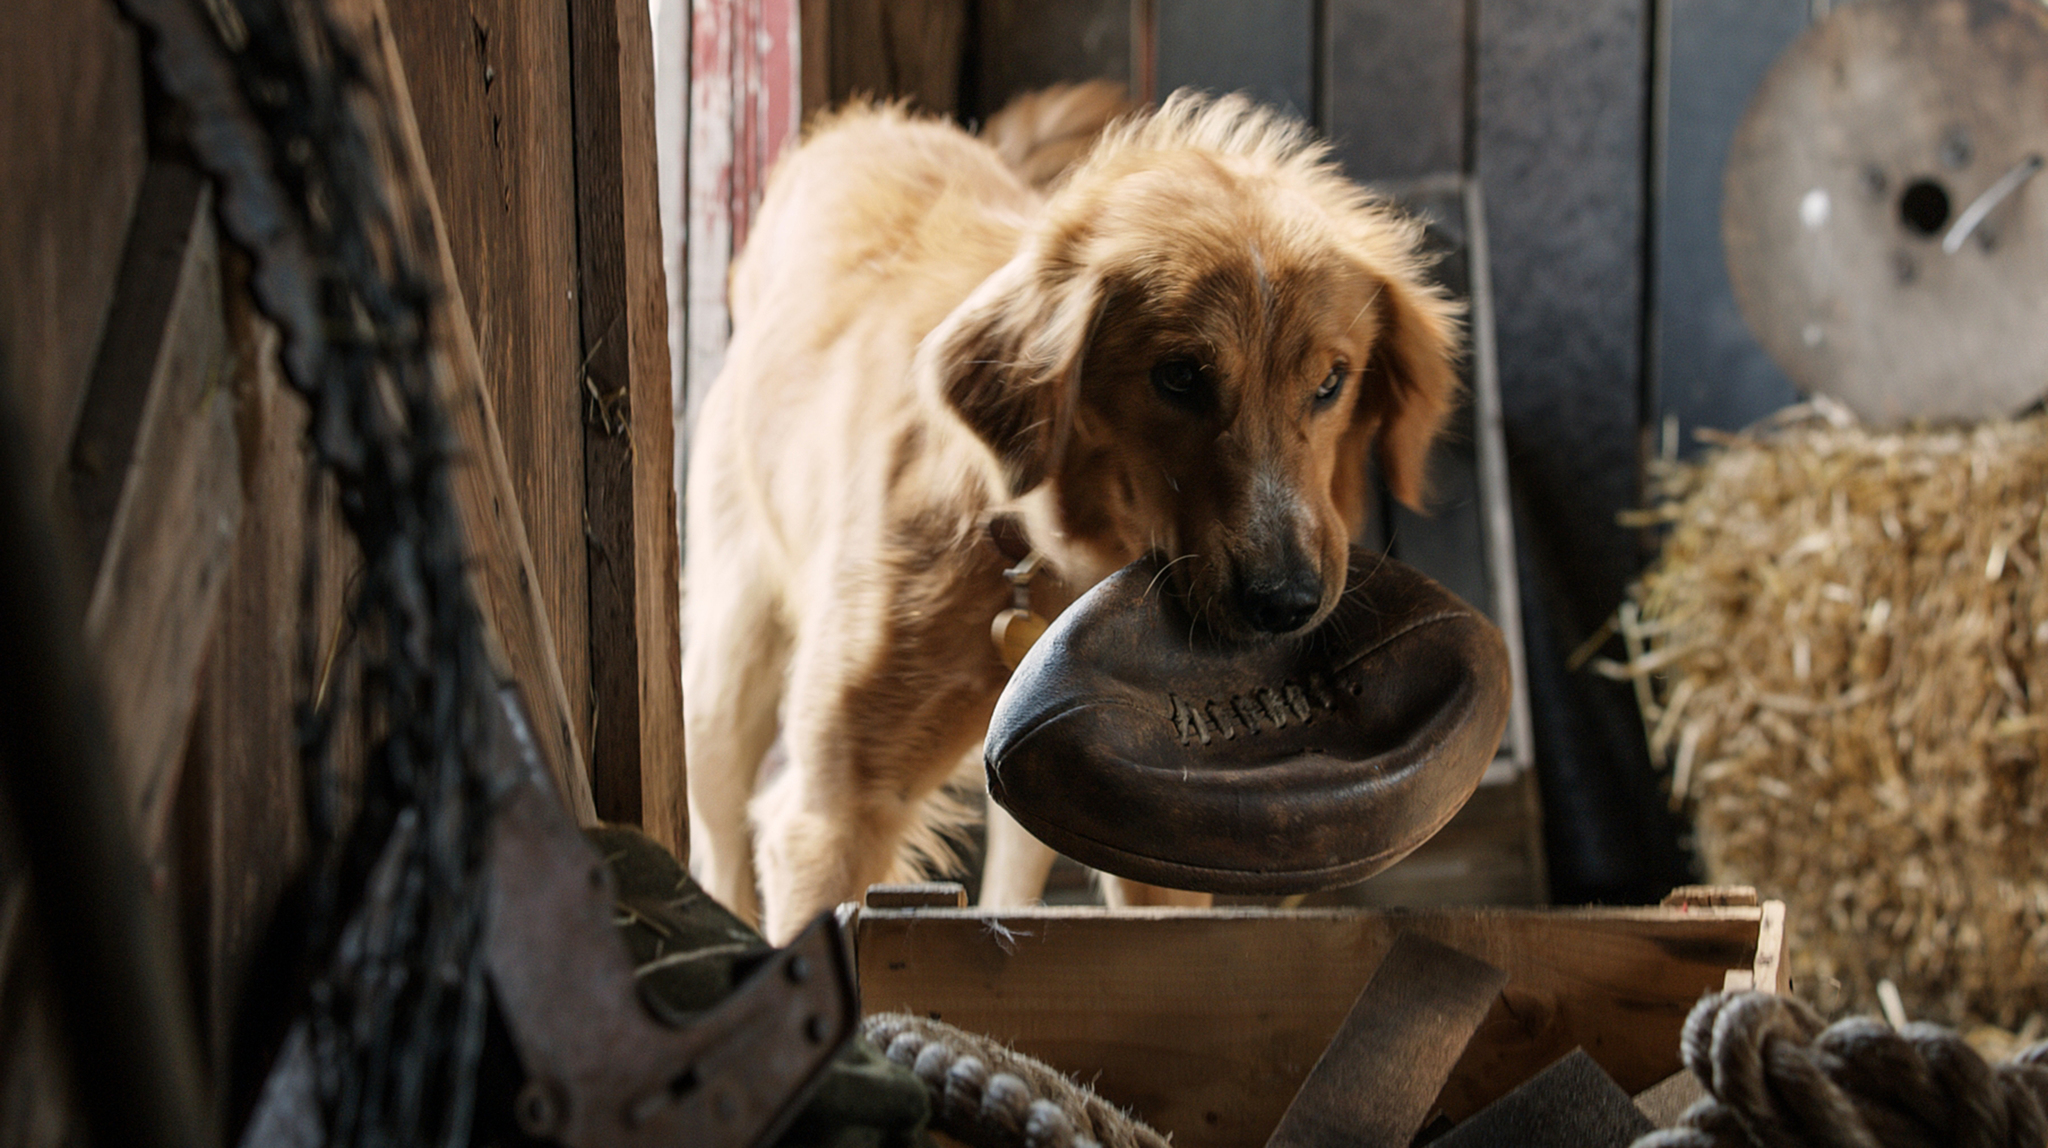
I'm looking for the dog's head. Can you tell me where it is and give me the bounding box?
[919,93,1462,639]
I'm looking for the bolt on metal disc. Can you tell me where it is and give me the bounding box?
[1723,0,2048,426]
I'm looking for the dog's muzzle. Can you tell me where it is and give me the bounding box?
[983,547,1511,893]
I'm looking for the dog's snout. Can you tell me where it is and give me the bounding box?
[1239,566,1323,634]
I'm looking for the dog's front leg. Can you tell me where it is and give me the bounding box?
[979,802,1059,906]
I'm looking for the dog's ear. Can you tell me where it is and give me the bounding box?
[1363,263,1462,510]
[915,248,1101,497]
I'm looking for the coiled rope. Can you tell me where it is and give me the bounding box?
[1633,992,2048,1148]
[862,1013,1171,1148]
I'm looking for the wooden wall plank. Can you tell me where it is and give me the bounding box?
[570,0,687,850]
[0,0,146,485]
[1650,0,1804,456]
[343,0,597,822]
[1154,0,1313,119]
[858,906,1764,1148]
[66,163,242,861]
[820,0,967,115]
[387,0,592,772]
[968,0,1133,120]
[173,292,331,1121]
[1323,0,1466,180]
[1474,0,1693,903]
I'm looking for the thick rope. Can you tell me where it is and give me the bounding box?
[862,1013,1172,1148]
[1632,992,2048,1148]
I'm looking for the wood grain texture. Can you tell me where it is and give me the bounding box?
[571,0,687,849]
[68,163,243,860]
[1267,933,1506,1148]
[857,904,1769,1148]
[172,290,333,1115]
[387,0,592,769]
[0,0,145,486]
[345,0,597,823]
[968,0,1132,120]
[1324,0,1467,180]
[822,0,967,115]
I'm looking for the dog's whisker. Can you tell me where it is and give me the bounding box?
[1144,553,1200,601]
[1340,284,1385,337]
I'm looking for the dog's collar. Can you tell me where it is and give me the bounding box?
[987,515,1049,670]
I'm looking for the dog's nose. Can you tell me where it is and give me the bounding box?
[1240,568,1323,634]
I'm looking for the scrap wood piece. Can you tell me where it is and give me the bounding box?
[1434,1048,1654,1147]
[1265,931,1508,1148]
[1632,1069,1708,1128]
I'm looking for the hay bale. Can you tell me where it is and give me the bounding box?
[1625,401,2048,1028]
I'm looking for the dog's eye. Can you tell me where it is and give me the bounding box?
[1150,358,1207,406]
[1314,363,1348,408]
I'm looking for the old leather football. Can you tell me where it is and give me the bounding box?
[985,547,1512,893]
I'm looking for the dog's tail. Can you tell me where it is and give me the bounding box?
[979,80,1138,190]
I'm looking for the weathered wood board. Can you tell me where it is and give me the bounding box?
[388,0,593,774]
[68,162,242,860]
[0,0,146,487]
[858,901,1780,1148]
[569,0,687,849]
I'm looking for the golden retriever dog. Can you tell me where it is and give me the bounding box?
[682,87,1462,942]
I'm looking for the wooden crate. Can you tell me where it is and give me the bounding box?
[854,889,1784,1148]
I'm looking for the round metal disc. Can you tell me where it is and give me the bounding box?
[1723,0,2048,426]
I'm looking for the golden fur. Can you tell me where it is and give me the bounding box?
[682,90,1463,941]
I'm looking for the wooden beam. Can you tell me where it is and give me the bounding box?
[821,0,967,116]
[386,0,593,778]
[0,0,146,487]
[173,284,331,1104]
[337,0,598,823]
[67,161,242,860]
[570,0,687,849]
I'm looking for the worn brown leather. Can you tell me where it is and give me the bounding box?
[985,547,1512,893]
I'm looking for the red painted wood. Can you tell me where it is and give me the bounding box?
[686,0,800,428]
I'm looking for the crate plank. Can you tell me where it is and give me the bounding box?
[67,163,242,860]
[570,0,688,850]
[0,0,146,487]
[1324,0,1466,178]
[1650,0,1805,456]
[388,0,592,779]
[1267,933,1507,1148]
[1155,0,1313,119]
[857,904,1768,1148]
